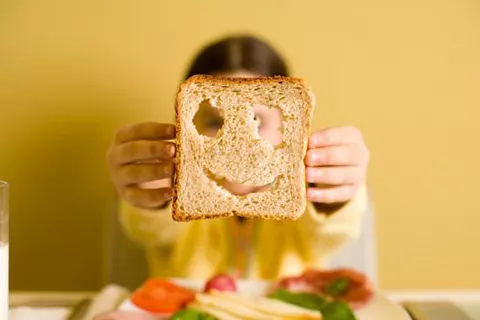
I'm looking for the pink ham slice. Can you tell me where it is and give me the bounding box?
[276,268,374,310]
[93,311,170,320]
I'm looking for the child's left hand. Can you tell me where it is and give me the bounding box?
[305,126,369,204]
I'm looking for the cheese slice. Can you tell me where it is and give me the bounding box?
[196,293,278,319]
[210,291,322,319]
[190,303,244,320]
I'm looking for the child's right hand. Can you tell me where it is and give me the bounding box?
[107,122,176,209]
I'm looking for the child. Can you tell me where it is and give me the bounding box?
[107,35,370,280]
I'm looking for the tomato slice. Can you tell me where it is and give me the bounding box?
[131,279,195,314]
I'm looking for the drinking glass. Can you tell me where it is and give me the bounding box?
[0,181,9,319]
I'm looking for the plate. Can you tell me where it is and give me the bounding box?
[118,278,411,320]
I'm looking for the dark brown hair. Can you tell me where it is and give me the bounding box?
[185,35,289,79]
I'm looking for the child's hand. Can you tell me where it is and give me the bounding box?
[305,126,369,204]
[107,122,176,209]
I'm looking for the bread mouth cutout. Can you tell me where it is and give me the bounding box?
[203,167,277,195]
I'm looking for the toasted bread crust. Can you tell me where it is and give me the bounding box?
[172,75,314,222]
[181,74,308,86]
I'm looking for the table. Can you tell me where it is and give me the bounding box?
[9,290,480,319]
[10,291,95,320]
[10,285,130,320]
[387,291,480,319]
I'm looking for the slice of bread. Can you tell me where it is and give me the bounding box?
[173,75,315,221]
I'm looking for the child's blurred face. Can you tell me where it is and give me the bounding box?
[196,70,283,196]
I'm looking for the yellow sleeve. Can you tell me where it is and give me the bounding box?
[118,201,186,247]
[296,184,369,265]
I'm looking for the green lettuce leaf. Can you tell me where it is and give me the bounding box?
[324,278,350,297]
[269,289,356,320]
[321,301,356,320]
[268,288,327,311]
[169,307,216,320]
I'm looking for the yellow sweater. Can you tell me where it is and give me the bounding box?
[119,185,368,280]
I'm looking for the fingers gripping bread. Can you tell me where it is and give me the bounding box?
[173,75,315,221]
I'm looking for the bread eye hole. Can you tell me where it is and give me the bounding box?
[193,99,224,137]
[253,106,283,147]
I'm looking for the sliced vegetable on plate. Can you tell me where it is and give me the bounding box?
[321,301,356,320]
[268,288,328,311]
[131,279,195,314]
[170,308,216,320]
[204,274,237,293]
[324,278,350,297]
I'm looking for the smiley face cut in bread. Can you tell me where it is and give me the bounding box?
[173,75,315,222]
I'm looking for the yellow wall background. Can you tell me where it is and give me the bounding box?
[0,0,479,291]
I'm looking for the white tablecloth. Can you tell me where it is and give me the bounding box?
[9,307,70,320]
